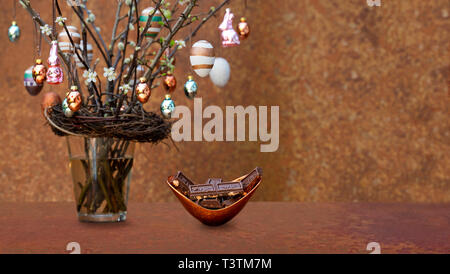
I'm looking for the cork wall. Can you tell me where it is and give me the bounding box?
[0,0,448,203]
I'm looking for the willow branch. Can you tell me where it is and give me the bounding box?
[110,0,124,56]
[79,6,110,63]
[143,0,197,82]
[150,0,230,81]
[70,4,111,67]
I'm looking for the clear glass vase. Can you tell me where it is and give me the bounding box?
[66,136,135,222]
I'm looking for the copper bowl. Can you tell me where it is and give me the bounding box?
[166,174,262,226]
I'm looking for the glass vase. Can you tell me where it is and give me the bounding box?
[66,136,135,222]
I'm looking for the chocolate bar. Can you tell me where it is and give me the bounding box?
[189,181,244,200]
[240,167,262,192]
[189,184,216,200]
[216,181,244,197]
[171,171,194,196]
[199,198,223,209]
[221,195,243,207]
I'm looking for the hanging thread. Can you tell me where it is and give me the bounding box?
[12,0,17,20]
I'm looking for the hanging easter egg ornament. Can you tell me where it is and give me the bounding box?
[32,59,47,85]
[159,48,175,73]
[163,71,177,93]
[58,26,81,55]
[140,7,162,39]
[8,21,20,42]
[24,66,43,96]
[62,98,74,118]
[237,17,250,40]
[46,41,64,85]
[184,75,198,99]
[75,41,93,68]
[136,77,151,104]
[41,92,62,117]
[219,8,240,47]
[128,64,145,86]
[190,40,215,78]
[209,57,231,88]
[160,94,175,119]
[66,86,82,112]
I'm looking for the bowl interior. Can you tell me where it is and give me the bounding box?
[166,175,261,225]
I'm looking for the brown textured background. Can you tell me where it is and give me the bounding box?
[0,0,448,203]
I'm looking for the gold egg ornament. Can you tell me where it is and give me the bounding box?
[136,77,151,104]
[66,86,82,112]
[32,59,47,85]
[237,17,250,39]
[162,71,177,94]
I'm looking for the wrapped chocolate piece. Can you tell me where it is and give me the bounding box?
[221,196,243,207]
[216,181,244,197]
[189,184,216,200]
[189,181,244,200]
[240,167,263,192]
[206,178,222,186]
[199,198,223,209]
[169,171,194,196]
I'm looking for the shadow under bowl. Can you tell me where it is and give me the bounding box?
[166,175,261,226]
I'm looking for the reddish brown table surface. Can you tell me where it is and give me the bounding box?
[0,202,448,254]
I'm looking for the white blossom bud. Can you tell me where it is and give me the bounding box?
[87,12,96,23]
[118,42,125,50]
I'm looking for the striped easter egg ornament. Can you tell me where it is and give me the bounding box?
[189,40,215,78]
[58,26,81,54]
[139,7,162,39]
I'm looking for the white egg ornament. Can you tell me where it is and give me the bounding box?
[75,41,93,68]
[190,40,215,78]
[209,57,230,88]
